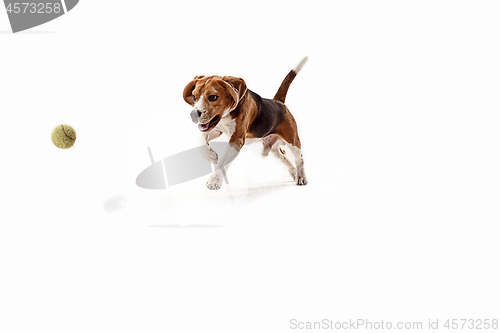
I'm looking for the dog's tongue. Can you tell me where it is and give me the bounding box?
[198,123,209,131]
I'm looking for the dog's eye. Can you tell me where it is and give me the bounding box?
[208,95,218,102]
[192,95,197,102]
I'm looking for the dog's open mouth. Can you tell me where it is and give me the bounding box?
[198,115,221,132]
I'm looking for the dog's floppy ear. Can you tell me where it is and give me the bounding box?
[183,75,205,106]
[220,76,247,110]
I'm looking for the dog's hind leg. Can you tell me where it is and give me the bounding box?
[270,138,297,181]
[261,134,279,157]
[287,143,308,185]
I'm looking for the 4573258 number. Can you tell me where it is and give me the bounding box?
[444,319,498,330]
[6,3,62,14]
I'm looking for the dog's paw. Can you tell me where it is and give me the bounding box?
[206,171,223,190]
[208,148,218,164]
[200,147,218,164]
[288,167,297,181]
[296,174,308,186]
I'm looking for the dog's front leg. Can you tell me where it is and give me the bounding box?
[206,137,243,190]
[199,130,222,164]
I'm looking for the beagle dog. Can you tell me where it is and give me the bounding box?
[183,57,308,190]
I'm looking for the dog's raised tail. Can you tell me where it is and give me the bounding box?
[273,56,308,103]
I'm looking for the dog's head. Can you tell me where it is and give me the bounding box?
[183,75,247,132]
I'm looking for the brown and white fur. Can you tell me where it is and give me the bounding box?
[183,57,308,190]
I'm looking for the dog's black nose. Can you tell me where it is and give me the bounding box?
[190,110,200,124]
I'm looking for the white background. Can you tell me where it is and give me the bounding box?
[1,1,499,332]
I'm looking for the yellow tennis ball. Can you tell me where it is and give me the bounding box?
[51,124,76,149]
